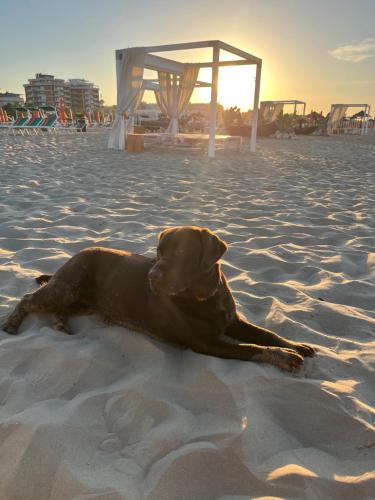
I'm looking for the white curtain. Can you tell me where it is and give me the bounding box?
[155,64,199,134]
[155,72,175,131]
[261,103,284,123]
[108,50,145,150]
[328,105,347,130]
[272,103,284,122]
[329,106,348,125]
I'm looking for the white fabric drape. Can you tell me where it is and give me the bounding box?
[327,106,348,134]
[155,65,199,134]
[176,65,199,131]
[272,103,284,122]
[328,106,347,128]
[261,103,284,123]
[108,50,145,150]
[155,72,175,131]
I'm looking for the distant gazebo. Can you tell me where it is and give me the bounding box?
[108,40,262,157]
[327,103,371,136]
[260,100,306,123]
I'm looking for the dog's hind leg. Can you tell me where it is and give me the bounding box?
[1,281,78,335]
[53,315,74,335]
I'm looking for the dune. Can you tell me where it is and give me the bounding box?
[0,130,374,499]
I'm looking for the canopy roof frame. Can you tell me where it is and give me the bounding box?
[141,79,211,91]
[330,103,370,108]
[261,100,306,116]
[116,40,262,156]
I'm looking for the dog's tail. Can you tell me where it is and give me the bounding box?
[35,274,53,286]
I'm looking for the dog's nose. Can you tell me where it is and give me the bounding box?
[148,268,163,283]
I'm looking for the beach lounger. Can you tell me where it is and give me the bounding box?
[15,116,45,135]
[9,117,30,135]
[39,114,58,133]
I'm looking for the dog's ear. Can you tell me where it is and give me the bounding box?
[199,228,227,271]
[158,227,172,240]
[157,227,174,249]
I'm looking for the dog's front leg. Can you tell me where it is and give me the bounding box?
[189,338,304,372]
[225,315,315,358]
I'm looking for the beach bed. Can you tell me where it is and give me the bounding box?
[127,132,242,152]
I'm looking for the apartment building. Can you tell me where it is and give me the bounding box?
[68,79,100,113]
[24,74,71,108]
[0,92,24,106]
[24,74,100,113]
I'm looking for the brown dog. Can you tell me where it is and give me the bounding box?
[2,226,314,371]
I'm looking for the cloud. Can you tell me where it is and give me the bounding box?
[329,38,375,62]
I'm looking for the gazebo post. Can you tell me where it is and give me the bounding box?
[208,44,220,158]
[328,104,334,134]
[172,73,178,134]
[366,105,371,134]
[361,106,366,136]
[250,62,261,152]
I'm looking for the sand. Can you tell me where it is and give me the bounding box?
[0,130,374,500]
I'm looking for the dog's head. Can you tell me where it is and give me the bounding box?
[148,226,227,301]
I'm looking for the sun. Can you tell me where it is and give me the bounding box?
[191,65,266,111]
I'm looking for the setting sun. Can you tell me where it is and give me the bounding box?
[193,66,257,110]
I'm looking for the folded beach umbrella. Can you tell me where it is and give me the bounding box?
[59,99,66,123]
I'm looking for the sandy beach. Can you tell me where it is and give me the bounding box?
[0,130,374,499]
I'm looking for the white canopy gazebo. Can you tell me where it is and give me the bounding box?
[327,103,371,136]
[108,40,262,157]
[260,100,306,123]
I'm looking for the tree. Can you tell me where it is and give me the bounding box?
[2,102,22,118]
[275,112,295,133]
[223,106,243,127]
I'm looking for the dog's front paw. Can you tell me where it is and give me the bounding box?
[254,347,304,372]
[267,347,304,372]
[290,342,315,358]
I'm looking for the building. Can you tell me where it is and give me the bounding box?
[0,92,24,106]
[68,79,100,114]
[24,74,71,108]
[24,74,100,113]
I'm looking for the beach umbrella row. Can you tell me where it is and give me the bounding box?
[57,98,116,125]
[1,105,113,125]
[7,97,114,126]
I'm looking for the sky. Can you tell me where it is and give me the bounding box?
[1,0,374,113]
